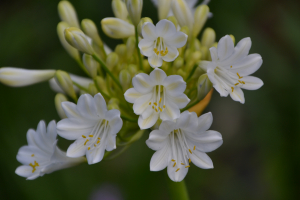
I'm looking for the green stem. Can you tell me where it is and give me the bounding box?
[185,64,198,82]
[75,59,90,76]
[120,114,138,123]
[135,28,144,71]
[181,99,200,112]
[92,54,123,90]
[167,179,190,200]
[72,81,89,93]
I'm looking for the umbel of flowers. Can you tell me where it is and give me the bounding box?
[0,0,263,196]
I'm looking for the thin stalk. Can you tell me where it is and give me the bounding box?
[167,179,190,200]
[72,81,89,93]
[75,59,90,76]
[135,28,144,71]
[186,64,198,82]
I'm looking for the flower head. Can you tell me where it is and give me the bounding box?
[138,19,187,68]
[57,93,123,164]
[15,120,85,180]
[124,68,190,129]
[200,35,264,103]
[146,111,223,182]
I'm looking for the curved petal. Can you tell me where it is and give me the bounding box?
[77,94,98,119]
[164,32,188,48]
[133,93,153,115]
[230,87,245,104]
[230,54,262,76]
[138,112,159,129]
[162,45,179,62]
[46,120,57,142]
[240,76,263,90]
[61,102,80,118]
[186,130,223,152]
[199,61,211,72]
[124,88,143,103]
[106,135,117,151]
[150,68,167,84]
[132,73,153,94]
[167,160,189,182]
[86,143,106,164]
[217,35,234,61]
[141,106,154,119]
[142,22,157,40]
[66,138,87,157]
[177,111,198,131]
[160,100,180,121]
[15,165,38,179]
[189,150,213,169]
[223,37,251,65]
[209,47,218,62]
[156,19,176,38]
[146,130,169,151]
[94,93,108,117]
[163,75,186,96]
[159,120,176,133]
[139,39,155,57]
[148,55,163,68]
[150,146,170,171]
[197,112,213,132]
[108,116,123,135]
[169,93,190,109]
[105,109,121,120]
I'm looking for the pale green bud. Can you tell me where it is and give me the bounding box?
[126,36,136,59]
[55,70,77,100]
[167,16,178,30]
[143,59,150,73]
[173,57,184,69]
[172,0,194,32]
[194,38,201,51]
[201,27,216,48]
[200,46,209,60]
[82,54,98,78]
[137,17,153,37]
[197,73,212,101]
[115,44,127,61]
[57,22,80,61]
[81,19,103,47]
[192,51,202,62]
[158,0,172,20]
[95,76,108,94]
[64,27,94,55]
[112,0,128,20]
[229,34,235,45]
[108,98,120,105]
[128,64,138,76]
[125,0,143,27]
[180,26,190,38]
[161,62,169,72]
[108,98,120,110]
[58,1,80,28]
[88,83,98,96]
[101,18,135,39]
[108,104,120,110]
[119,69,131,91]
[177,69,186,79]
[106,52,119,70]
[193,5,209,37]
[55,93,68,119]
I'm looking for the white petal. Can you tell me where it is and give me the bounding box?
[146,130,169,151]
[240,76,263,90]
[61,102,80,118]
[190,150,213,169]
[16,146,47,165]
[141,106,155,119]
[94,93,108,117]
[66,138,87,157]
[164,32,188,48]
[77,94,98,119]
[230,87,245,104]
[163,75,186,96]
[230,54,262,76]
[15,166,38,179]
[142,22,157,40]
[107,113,122,135]
[156,19,176,38]
[177,111,198,131]
[138,39,155,57]
[199,61,211,71]
[46,120,58,142]
[187,130,223,152]
[150,68,167,84]
[138,112,159,129]
[160,100,180,121]
[124,88,143,103]
[223,37,251,64]
[148,55,163,68]
[207,68,229,97]
[209,47,218,62]
[86,143,106,164]
[133,93,153,115]
[132,73,153,94]
[159,120,176,133]
[150,146,170,171]
[167,160,189,182]
[217,35,234,61]
[106,135,117,151]
[197,112,213,132]
[169,93,190,109]
[162,45,179,62]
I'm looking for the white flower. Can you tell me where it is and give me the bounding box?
[57,93,123,165]
[199,35,264,104]
[15,120,85,180]
[124,68,190,129]
[146,111,223,182]
[138,19,187,68]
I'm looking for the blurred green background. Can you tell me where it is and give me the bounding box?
[1,0,300,199]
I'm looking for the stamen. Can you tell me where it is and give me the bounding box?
[97,140,100,144]
[189,158,191,163]
[175,168,180,172]
[231,87,234,92]
[149,102,151,105]
[31,154,34,157]
[88,147,91,150]
[230,66,232,68]
[89,135,93,137]
[98,137,100,140]
[181,163,185,165]
[152,106,154,109]
[159,107,162,112]
[84,139,89,145]
[94,144,96,147]
[238,80,245,84]
[189,149,192,154]
[171,159,175,162]
[173,162,176,167]
[153,102,157,106]
[34,161,39,166]
[163,105,166,108]
[159,98,162,103]
[155,108,158,112]
[193,146,196,150]
[185,165,190,168]
[82,135,86,138]
[237,73,243,79]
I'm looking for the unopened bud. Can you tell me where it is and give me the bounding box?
[112,0,128,20]
[172,0,194,32]
[55,93,68,119]
[167,16,178,29]
[128,64,138,76]
[101,18,135,39]
[126,36,136,59]
[125,0,143,27]
[176,69,186,79]
[194,38,201,51]
[94,76,109,94]
[192,51,202,62]
[65,27,94,54]
[115,44,127,61]
[161,62,169,72]
[58,1,80,28]
[119,69,131,91]
[88,83,98,96]
[106,52,119,70]
[173,57,184,69]
[201,27,216,48]
[108,98,120,110]
[143,59,150,73]
[109,98,120,105]
[200,46,209,60]
[55,70,77,100]
[197,73,212,101]
[193,5,209,37]
[83,54,98,78]
[137,17,153,37]
[158,0,172,20]
[180,26,190,38]
[81,19,103,47]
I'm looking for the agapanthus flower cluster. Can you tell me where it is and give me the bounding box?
[0,0,263,185]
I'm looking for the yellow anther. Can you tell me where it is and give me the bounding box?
[155,108,158,112]
[237,72,243,79]
[175,168,180,172]
[97,140,100,144]
[189,149,192,154]
[159,107,162,112]
[98,137,100,140]
[189,158,191,163]
[149,102,151,105]
[84,139,89,145]
[171,159,175,162]
[82,135,86,138]
[34,161,39,166]
[152,106,155,109]
[154,48,158,53]
[235,83,239,86]
[163,105,166,108]
[174,129,178,133]
[173,162,176,167]
[181,163,185,165]
[159,98,162,103]
[231,87,234,92]
[31,154,34,157]
[238,80,245,84]
[214,68,217,73]
[185,165,190,168]
[230,66,233,68]
[29,163,36,173]
[193,146,196,150]
[89,135,93,137]
[88,147,91,150]
[153,102,157,106]
[94,144,96,147]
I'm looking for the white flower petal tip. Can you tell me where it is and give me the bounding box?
[15,120,85,180]
[57,93,123,165]
[146,111,223,182]
[124,69,189,130]
[139,19,187,68]
[204,35,263,103]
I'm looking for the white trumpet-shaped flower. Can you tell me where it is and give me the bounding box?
[57,93,123,164]
[138,19,187,68]
[15,120,85,180]
[146,111,223,182]
[124,68,190,129]
[199,35,264,104]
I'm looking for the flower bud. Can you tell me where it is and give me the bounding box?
[125,0,143,27]
[0,67,55,87]
[192,51,202,62]
[82,54,98,78]
[58,1,80,28]
[112,0,128,20]
[176,69,186,79]
[106,52,119,70]
[115,44,127,62]
[81,19,103,47]
[161,62,169,72]
[158,0,172,20]
[94,76,109,95]
[193,5,209,37]
[137,17,153,37]
[197,73,212,101]
[200,46,209,60]
[143,59,150,73]
[172,0,194,32]
[57,22,80,61]
[107,98,120,110]
[201,27,216,48]
[167,16,178,29]
[55,93,68,119]
[126,36,136,59]
[55,70,77,100]
[180,26,190,38]
[101,18,135,39]
[173,57,184,69]
[88,83,98,96]
[64,27,94,54]
[109,98,120,105]
[119,69,131,91]
[128,64,138,76]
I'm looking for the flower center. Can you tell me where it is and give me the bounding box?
[149,85,166,113]
[81,119,109,151]
[153,37,168,56]
[169,129,195,172]
[29,160,39,173]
